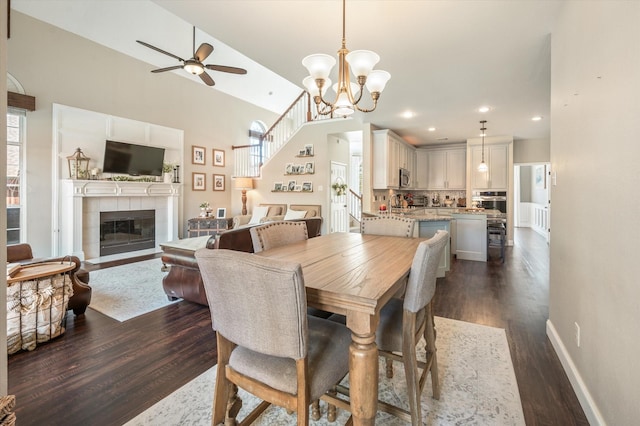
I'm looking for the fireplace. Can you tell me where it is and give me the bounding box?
[100,210,156,256]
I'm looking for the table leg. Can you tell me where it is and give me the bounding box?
[349,331,378,425]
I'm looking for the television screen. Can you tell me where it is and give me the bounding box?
[102,140,165,177]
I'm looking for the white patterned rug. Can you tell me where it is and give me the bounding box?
[125,317,525,425]
[88,258,180,322]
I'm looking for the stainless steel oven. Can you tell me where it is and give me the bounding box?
[472,191,507,224]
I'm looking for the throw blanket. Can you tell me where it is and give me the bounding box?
[6,274,73,354]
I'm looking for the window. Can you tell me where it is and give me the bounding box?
[248,120,267,176]
[7,109,25,244]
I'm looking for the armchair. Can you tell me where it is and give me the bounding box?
[7,243,92,316]
[232,203,287,229]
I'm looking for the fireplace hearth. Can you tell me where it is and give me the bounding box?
[100,210,156,256]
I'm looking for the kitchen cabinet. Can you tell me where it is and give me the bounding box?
[452,213,487,262]
[470,143,509,190]
[415,150,429,189]
[373,129,416,189]
[424,147,466,190]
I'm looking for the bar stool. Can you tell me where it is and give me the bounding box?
[487,223,506,262]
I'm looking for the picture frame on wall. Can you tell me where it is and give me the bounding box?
[213,174,225,191]
[287,180,296,191]
[192,172,206,191]
[192,146,206,165]
[535,165,546,189]
[213,149,225,167]
[274,182,283,191]
[302,181,313,192]
[216,207,226,219]
[304,144,314,156]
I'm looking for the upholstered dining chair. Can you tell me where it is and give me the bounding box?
[194,249,351,425]
[375,230,449,425]
[250,220,309,253]
[360,216,416,238]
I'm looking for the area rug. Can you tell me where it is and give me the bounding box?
[125,317,525,425]
[87,258,179,322]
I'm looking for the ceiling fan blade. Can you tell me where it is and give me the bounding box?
[199,71,215,86]
[136,40,185,62]
[151,65,184,73]
[194,43,214,62]
[205,64,248,75]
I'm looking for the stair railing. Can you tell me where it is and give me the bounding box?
[232,91,334,177]
[348,188,362,223]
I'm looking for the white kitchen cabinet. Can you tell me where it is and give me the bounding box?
[373,129,416,189]
[415,150,429,189]
[425,147,466,190]
[452,213,487,262]
[470,143,509,190]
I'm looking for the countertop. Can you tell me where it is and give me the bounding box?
[365,210,452,222]
[366,207,504,221]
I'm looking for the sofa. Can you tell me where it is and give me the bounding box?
[7,243,92,316]
[161,216,323,305]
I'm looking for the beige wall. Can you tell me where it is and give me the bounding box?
[7,12,278,256]
[549,2,640,424]
[513,137,550,164]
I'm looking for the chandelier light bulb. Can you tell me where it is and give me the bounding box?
[477,161,489,172]
[345,50,379,77]
[365,70,391,93]
[302,54,336,79]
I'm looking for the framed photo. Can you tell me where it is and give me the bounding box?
[287,180,296,192]
[294,185,303,192]
[299,149,307,156]
[285,163,294,175]
[304,161,314,174]
[302,181,313,192]
[213,174,225,191]
[535,165,546,189]
[192,172,206,191]
[274,182,283,191]
[213,149,225,167]
[192,146,206,165]
[216,207,226,219]
[304,144,314,156]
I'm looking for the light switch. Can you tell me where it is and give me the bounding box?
[552,171,557,186]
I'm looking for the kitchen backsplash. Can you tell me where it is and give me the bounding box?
[372,189,466,210]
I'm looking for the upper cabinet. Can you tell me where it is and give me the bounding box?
[417,147,466,190]
[373,129,416,189]
[470,143,509,190]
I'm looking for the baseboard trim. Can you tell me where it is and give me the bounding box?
[546,319,606,426]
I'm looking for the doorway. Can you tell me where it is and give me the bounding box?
[330,161,348,233]
[514,163,550,243]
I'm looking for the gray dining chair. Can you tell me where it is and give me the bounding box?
[250,220,309,253]
[195,248,352,425]
[360,216,416,238]
[375,230,449,425]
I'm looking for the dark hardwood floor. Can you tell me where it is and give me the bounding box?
[8,229,588,425]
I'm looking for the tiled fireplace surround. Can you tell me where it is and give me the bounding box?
[58,180,181,261]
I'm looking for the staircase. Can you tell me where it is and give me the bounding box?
[232,91,334,178]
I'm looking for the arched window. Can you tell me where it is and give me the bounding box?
[248,120,267,176]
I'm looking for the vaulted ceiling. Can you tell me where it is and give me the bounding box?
[12,0,561,147]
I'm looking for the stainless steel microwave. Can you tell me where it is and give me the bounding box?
[399,168,411,188]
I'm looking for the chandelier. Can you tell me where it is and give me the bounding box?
[478,120,489,172]
[302,0,390,117]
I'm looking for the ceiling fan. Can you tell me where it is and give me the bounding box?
[136,27,247,86]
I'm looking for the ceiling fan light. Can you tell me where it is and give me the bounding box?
[184,61,204,75]
[302,54,336,79]
[365,70,391,93]
[345,50,379,77]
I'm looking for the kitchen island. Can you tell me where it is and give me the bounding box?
[365,210,451,277]
[451,212,488,261]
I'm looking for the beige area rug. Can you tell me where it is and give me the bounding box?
[87,258,180,322]
[125,317,525,425]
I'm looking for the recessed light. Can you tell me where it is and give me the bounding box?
[428,127,436,132]
[401,111,415,119]
[531,116,543,121]
[478,106,491,113]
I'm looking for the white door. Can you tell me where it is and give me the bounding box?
[330,161,348,233]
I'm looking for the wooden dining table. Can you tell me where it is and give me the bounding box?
[256,232,424,425]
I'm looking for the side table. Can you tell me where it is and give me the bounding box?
[187,217,230,238]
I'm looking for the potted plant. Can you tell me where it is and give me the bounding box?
[199,201,211,217]
[162,163,174,183]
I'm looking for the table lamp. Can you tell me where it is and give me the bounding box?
[234,177,254,215]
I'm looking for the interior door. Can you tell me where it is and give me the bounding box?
[330,161,348,233]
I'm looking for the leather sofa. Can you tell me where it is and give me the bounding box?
[6,243,92,316]
[161,216,322,305]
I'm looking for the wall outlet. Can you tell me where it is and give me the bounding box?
[574,322,581,347]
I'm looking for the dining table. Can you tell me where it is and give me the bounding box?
[256,231,424,425]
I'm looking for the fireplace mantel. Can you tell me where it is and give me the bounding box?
[57,180,181,260]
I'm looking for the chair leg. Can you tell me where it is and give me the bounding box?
[426,304,440,400]
[311,400,321,421]
[224,384,241,426]
[327,387,338,422]
[385,357,394,379]
[402,312,422,426]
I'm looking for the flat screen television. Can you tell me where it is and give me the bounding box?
[102,140,165,177]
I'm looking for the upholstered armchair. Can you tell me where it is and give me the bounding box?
[231,203,287,229]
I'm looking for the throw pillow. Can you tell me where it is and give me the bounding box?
[283,209,307,221]
[248,206,270,225]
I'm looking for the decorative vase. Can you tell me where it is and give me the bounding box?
[164,172,173,183]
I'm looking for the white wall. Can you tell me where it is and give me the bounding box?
[8,12,278,255]
[548,2,640,424]
[513,137,550,164]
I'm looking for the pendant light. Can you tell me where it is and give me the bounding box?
[477,120,489,172]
